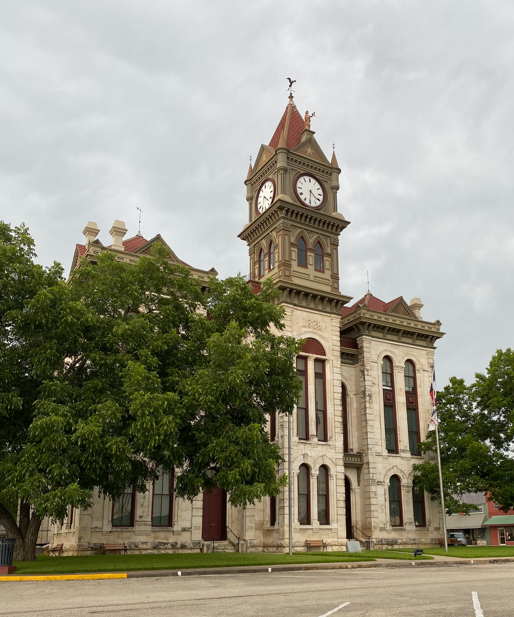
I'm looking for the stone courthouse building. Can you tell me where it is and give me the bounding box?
[50,94,445,554]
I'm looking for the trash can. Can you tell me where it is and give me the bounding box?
[0,538,17,575]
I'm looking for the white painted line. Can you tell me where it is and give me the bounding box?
[472,591,484,617]
[318,602,351,617]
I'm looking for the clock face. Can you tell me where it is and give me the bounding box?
[257,180,275,214]
[295,175,324,208]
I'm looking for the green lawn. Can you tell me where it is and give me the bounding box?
[392,546,514,558]
[12,549,431,575]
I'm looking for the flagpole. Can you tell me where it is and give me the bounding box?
[288,412,293,556]
[429,365,448,553]
[434,418,448,553]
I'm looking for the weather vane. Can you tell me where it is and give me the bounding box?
[287,77,296,93]
[136,206,143,234]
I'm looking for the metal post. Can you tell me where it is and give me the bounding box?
[288,412,293,556]
[435,422,448,553]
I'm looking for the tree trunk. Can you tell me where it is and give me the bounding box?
[0,501,41,562]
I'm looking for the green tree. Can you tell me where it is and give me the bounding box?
[0,222,302,560]
[413,350,514,513]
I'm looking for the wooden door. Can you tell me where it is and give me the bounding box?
[202,487,227,541]
[345,476,353,540]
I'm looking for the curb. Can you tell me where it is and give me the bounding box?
[3,556,514,582]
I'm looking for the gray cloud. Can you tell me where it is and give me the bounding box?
[1,0,513,386]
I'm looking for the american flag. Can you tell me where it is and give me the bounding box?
[428,369,437,431]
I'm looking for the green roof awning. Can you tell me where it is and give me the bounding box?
[483,515,514,526]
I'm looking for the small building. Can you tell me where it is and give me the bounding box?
[445,493,489,545]
[483,498,514,546]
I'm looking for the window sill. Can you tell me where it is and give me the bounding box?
[110,526,135,530]
[151,527,175,530]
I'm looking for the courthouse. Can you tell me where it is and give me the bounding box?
[51,94,445,553]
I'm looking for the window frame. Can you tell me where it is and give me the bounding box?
[151,469,174,528]
[317,465,330,525]
[404,360,421,456]
[314,241,324,272]
[112,487,136,528]
[298,464,311,525]
[342,383,349,454]
[269,240,275,270]
[270,496,277,527]
[297,236,307,268]
[388,475,403,527]
[412,485,426,527]
[314,359,327,442]
[382,356,398,454]
[296,356,309,440]
[258,248,265,278]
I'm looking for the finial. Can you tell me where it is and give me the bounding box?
[367,270,370,293]
[333,143,335,152]
[286,77,296,92]
[136,206,143,235]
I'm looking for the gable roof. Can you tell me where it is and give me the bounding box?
[269,95,305,151]
[340,292,417,319]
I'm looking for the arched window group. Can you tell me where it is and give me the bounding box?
[382,358,421,456]
[388,476,426,528]
[298,464,330,526]
[257,240,276,278]
[296,237,324,271]
[295,340,327,443]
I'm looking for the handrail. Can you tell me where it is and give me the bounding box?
[351,525,371,541]
[226,526,240,553]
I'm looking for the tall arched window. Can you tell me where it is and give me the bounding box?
[298,464,310,525]
[259,249,264,278]
[404,361,420,456]
[342,383,349,454]
[314,242,323,271]
[317,465,329,525]
[269,240,275,270]
[389,475,403,527]
[382,357,397,453]
[297,237,307,267]
[314,360,327,441]
[412,485,425,527]
[113,487,135,527]
[152,468,174,527]
[296,357,308,440]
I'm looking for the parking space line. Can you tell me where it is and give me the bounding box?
[472,591,484,617]
[318,602,351,617]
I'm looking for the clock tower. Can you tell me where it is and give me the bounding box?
[239,93,352,314]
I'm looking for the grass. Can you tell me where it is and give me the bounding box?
[392,546,514,558]
[12,549,431,575]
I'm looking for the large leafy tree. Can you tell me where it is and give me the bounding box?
[413,349,514,513]
[0,222,302,560]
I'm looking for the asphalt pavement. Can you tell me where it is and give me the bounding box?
[2,562,513,616]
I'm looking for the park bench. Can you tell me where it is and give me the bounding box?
[306,539,327,552]
[102,542,127,555]
[49,543,63,556]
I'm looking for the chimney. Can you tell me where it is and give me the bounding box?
[109,220,127,250]
[410,297,424,319]
[82,221,99,246]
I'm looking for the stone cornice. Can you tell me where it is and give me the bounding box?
[340,307,445,348]
[277,281,352,315]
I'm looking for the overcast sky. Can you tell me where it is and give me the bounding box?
[1,0,513,387]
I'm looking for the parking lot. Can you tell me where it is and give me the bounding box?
[2,563,513,616]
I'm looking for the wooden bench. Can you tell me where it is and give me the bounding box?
[102,542,127,555]
[306,539,327,552]
[49,543,63,556]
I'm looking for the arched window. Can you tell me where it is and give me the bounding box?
[412,485,425,527]
[389,475,402,527]
[317,465,329,525]
[315,360,327,441]
[296,357,308,440]
[342,383,349,454]
[404,361,420,456]
[113,487,135,527]
[382,357,397,454]
[297,237,307,267]
[152,468,174,527]
[259,249,264,278]
[298,464,310,525]
[314,242,323,271]
[269,240,275,270]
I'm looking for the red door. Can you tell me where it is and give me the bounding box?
[202,487,227,541]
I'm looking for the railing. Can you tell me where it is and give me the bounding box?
[226,526,241,553]
[352,525,371,541]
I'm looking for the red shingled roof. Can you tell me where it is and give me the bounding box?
[269,100,305,150]
[76,244,87,256]
[340,292,403,318]
[123,234,149,253]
